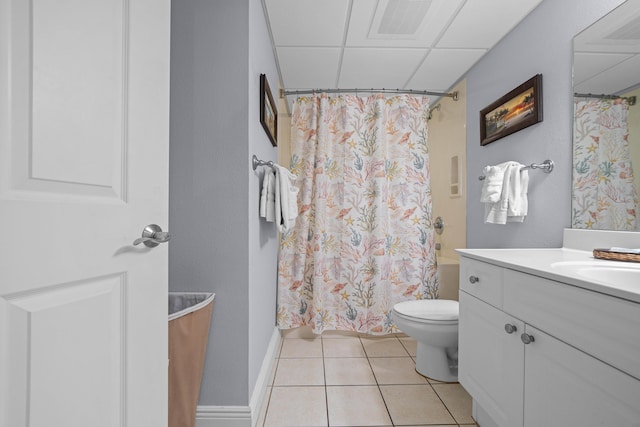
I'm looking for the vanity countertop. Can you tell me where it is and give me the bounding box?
[457,248,640,304]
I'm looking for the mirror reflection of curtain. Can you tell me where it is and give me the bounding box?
[573,98,639,230]
[277,93,439,335]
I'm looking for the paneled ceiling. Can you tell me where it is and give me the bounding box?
[573,0,640,95]
[263,0,544,108]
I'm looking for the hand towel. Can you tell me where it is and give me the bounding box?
[480,162,511,203]
[507,168,529,222]
[484,161,527,224]
[274,164,299,232]
[259,169,276,222]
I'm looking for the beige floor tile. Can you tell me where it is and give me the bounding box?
[326,386,392,426]
[432,383,474,424]
[322,337,366,357]
[280,338,323,358]
[369,357,428,385]
[361,337,409,357]
[324,357,376,385]
[380,384,456,426]
[398,337,417,356]
[264,386,327,427]
[274,358,325,386]
[281,325,318,339]
[321,330,360,339]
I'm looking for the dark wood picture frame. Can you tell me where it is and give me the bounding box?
[480,74,543,146]
[260,74,278,147]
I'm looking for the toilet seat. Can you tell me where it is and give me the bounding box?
[393,300,458,324]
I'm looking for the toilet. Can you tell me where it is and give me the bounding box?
[392,299,459,382]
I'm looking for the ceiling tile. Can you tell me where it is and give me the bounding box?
[573,52,634,87]
[574,0,640,54]
[277,47,343,89]
[408,49,486,91]
[265,0,349,46]
[574,53,640,94]
[338,48,428,88]
[346,0,464,48]
[436,0,542,49]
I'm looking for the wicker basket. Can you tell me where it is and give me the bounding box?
[593,249,640,263]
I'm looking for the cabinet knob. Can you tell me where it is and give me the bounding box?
[468,275,480,284]
[504,324,517,334]
[521,333,535,345]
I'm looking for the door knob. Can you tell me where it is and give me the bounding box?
[133,224,171,248]
[468,275,480,284]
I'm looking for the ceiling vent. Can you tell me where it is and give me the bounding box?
[605,16,640,40]
[369,0,432,39]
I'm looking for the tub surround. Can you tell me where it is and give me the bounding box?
[456,229,640,426]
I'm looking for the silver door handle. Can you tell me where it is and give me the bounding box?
[133,224,171,248]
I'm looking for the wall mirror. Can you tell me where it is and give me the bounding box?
[572,0,640,231]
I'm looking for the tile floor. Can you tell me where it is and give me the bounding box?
[256,326,477,427]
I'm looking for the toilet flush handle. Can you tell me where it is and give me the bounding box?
[468,275,480,284]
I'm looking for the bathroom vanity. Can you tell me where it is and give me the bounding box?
[457,238,640,427]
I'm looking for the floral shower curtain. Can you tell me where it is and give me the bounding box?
[573,97,639,230]
[277,93,439,335]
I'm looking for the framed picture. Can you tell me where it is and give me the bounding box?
[260,74,278,147]
[480,74,543,146]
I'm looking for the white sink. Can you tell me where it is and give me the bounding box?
[551,261,640,287]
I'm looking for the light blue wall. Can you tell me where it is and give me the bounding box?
[464,0,625,249]
[169,0,278,406]
[247,0,280,401]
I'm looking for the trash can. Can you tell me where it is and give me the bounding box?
[168,292,215,427]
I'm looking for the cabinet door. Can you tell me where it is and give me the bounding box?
[524,326,640,427]
[459,291,525,427]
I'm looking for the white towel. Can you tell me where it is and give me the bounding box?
[480,162,511,203]
[484,162,528,224]
[507,169,528,222]
[274,164,299,232]
[260,169,276,222]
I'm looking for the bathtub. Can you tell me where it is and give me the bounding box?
[437,255,460,301]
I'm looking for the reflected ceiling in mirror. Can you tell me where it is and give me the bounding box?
[574,0,640,95]
[572,0,640,231]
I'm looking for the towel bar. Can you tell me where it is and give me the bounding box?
[478,159,553,180]
[252,154,275,171]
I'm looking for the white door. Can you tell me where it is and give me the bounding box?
[0,0,170,426]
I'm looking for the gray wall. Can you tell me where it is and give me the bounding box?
[169,0,279,406]
[465,0,625,249]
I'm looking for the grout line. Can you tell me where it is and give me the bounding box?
[429,381,459,425]
[360,335,397,426]
[321,337,330,427]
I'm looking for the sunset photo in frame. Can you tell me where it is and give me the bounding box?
[260,74,278,147]
[480,74,543,146]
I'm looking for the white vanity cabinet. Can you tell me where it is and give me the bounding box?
[458,256,640,427]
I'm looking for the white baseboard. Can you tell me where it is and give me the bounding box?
[195,406,251,427]
[195,327,281,427]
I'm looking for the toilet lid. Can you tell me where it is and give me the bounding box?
[393,300,459,321]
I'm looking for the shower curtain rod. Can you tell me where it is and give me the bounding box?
[280,88,458,101]
[574,92,636,106]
